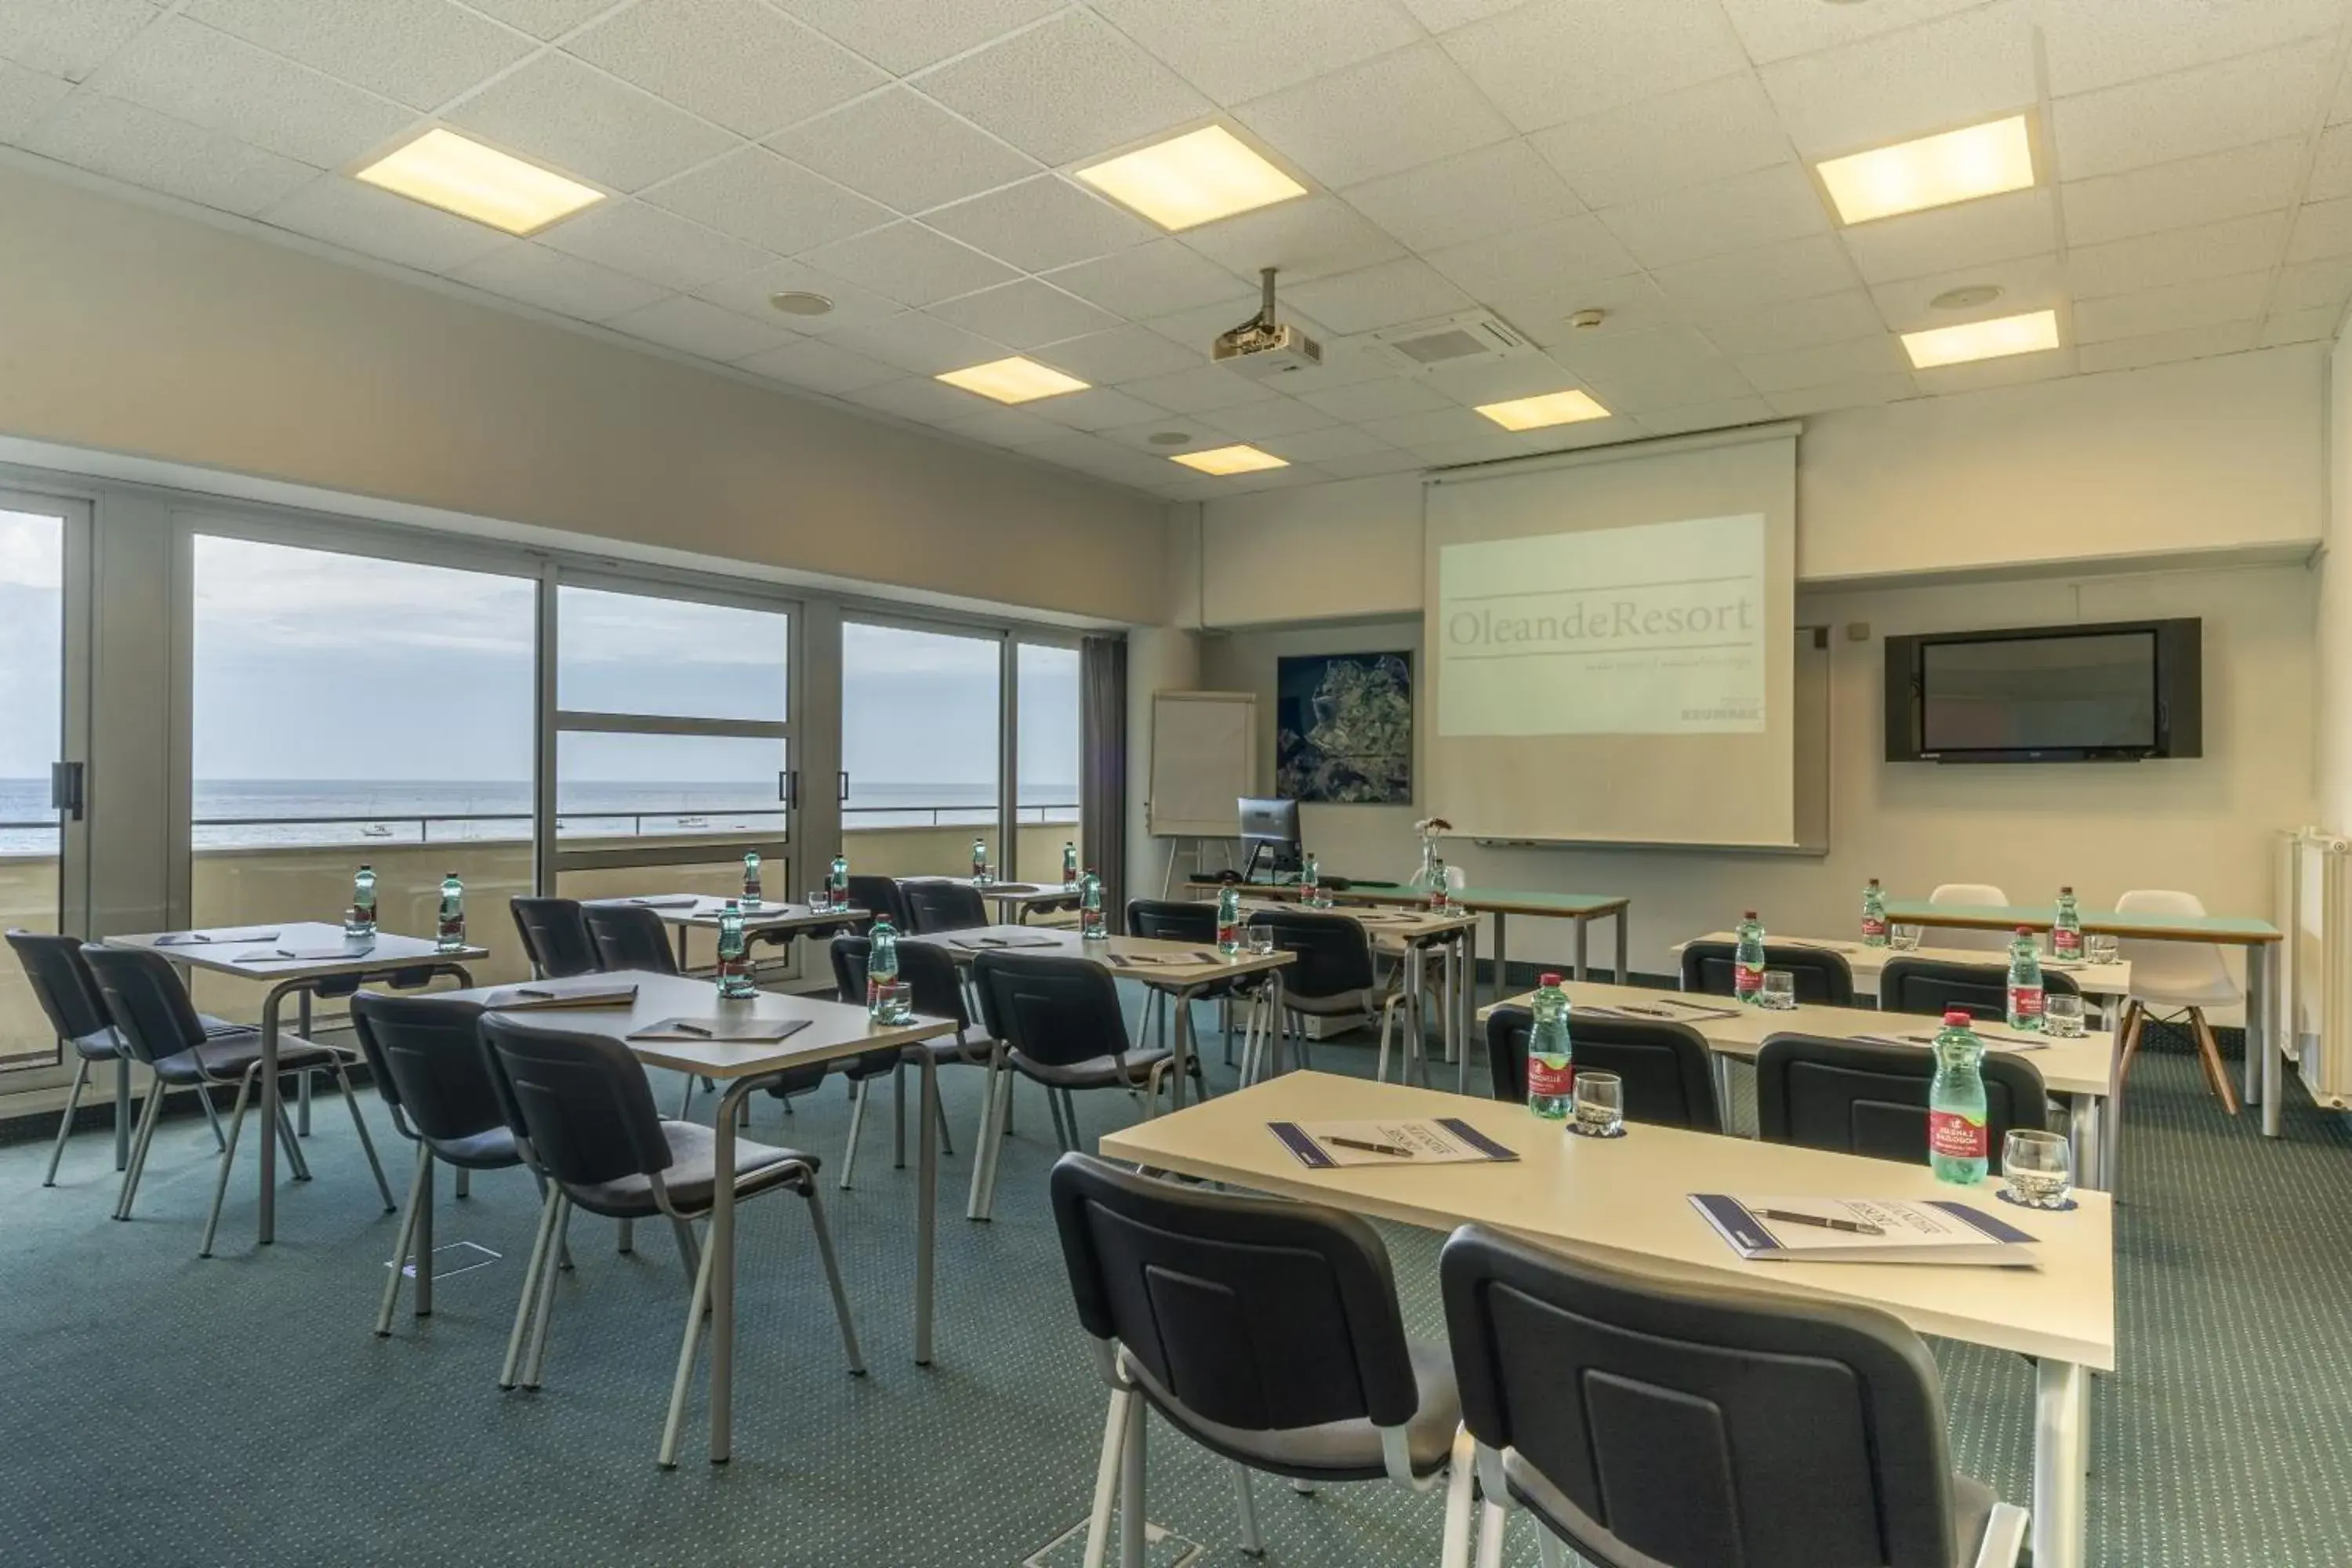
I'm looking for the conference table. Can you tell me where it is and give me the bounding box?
[1237,898,1479,1080]
[1482,978,2119,1189]
[104,921,487,1249]
[904,877,1083,924]
[1674,931,2134,1016]
[618,895,867,971]
[1105,1073,2110,1568]
[1888,898,2290,1136]
[434,969,956,1467]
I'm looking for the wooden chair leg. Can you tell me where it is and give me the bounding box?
[2189,1007,2241,1115]
[2115,1002,2147,1083]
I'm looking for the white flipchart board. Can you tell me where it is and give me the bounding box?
[1148,691,1256,838]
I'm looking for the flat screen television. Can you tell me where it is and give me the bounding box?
[1883,619,2201,763]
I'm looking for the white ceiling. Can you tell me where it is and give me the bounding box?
[4,0,2351,503]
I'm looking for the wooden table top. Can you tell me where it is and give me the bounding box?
[1104,1072,2115,1370]
[612,895,867,932]
[1676,931,2132,998]
[902,925,1294,987]
[1187,880,1631,919]
[1882,899,2280,945]
[106,921,488,979]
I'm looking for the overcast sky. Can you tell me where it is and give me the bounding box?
[0,524,1078,793]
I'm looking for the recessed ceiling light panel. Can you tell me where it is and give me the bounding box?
[354,128,604,235]
[1900,308,2060,369]
[935,357,1091,404]
[1171,443,1288,476]
[1074,125,1306,232]
[1817,114,2035,226]
[1475,389,1611,431]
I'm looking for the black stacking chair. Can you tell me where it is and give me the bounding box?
[510,896,599,979]
[1755,1033,2049,1173]
[1124,898,1259,1065]
[845,874,911,931]
[476,1013,863,1465]
[1681,939,1856,1006]
[10,929,227,1192]
[1880,956,2080,1021]
[823,934,959,1189]
[1439,1225,2026,1568]
[902,879,988,935]
[350,989,554,1336]
[81,943,392,1256]
[581,902,681,975]
[1245,908,1379,1080]
[1483,1004,1722,1132]
[1050,1153,1466,1564]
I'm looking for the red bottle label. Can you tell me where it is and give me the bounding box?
[1735,964,1762,995]
[1218,922,1240,949]
[2053,928,2082,957]
[1929,1109,1987,1160]
[1527,1058,1573,1099]
[2009,985,2044,1019]
[1861,916,1887,939]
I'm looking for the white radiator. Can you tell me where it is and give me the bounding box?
[2278,826,2352,1111]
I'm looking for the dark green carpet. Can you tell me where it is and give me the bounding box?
[1,1011,2346,1566]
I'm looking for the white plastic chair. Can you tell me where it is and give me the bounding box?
[2115,889,2241,1114]
[1928,882,2013,952]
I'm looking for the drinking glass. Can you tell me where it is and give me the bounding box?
[1889,924,1924,953]
[1246,927,1276,958]
[2085,933,2121,967]
[806,887,831,914]
[2001,1129,2074,1210]
[2043,993,2086,1039]
[1571,1070,1625,1138]
[870,979,912,1025]
[1759,970,1798,1011]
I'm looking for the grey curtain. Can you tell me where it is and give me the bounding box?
[1080,635,1127,931]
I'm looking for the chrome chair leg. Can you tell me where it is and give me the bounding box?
[657,1212,718,1469]
[892,1061,907,1170]
[196,1085,225,1152]
[934,1079,956,1156]
[114,1077,166,1220]
[1081,1387,1134,1568]
[42,1056,92,1186]
[1232,1464,1265,1556]
[1119,1391,1149,1568]
[500,1189,562,1390]
[668,1215,702,1290]
[803,1187,866,1374]
[521,1194,569,1390]
[453,1166,470,1200]
[677,1073,696,1120]
[376,1144,430,1336]
[332,1058,396,1210]
[1474,1501,1508,1568]
[967,1054,1011,1222]
[297,1066,312,1137]
[615,1214,632,1258]
[274,1094,312,1182]
[839,1078,871,1189]
[198,1070,259,1258]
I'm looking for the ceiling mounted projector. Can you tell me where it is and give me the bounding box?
[1213,267,1323,381]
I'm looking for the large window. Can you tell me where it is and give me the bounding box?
[1017,642,1081,884]
[843,620,1000,877]
[0,505,66,1065]
[188,535,538,1005]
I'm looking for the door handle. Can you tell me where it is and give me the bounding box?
[781,770,800,808]
[837,771,850,804]
[50,761,83,822]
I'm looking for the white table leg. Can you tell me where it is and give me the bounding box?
[916,1047,938,1365]
[1491,912,1508,1006]
[256,981,299,1246]
[2249,944,2281,1136]
[1573,917,1589,983]
[708,1079,746,1462]
[2067,1094,2105,1192]
[2034,1357,2089,1568]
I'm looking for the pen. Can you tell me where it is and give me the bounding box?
[1755,1208,1883,1236]
[673,1022,713,1037]
[517,987,555,1000]
[1327,1136,1414,1158]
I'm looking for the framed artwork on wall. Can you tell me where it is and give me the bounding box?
[1276,651,1413,804]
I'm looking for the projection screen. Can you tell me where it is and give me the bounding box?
[1423,425,1799,848]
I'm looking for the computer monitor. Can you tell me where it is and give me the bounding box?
[1238,796,1301,880]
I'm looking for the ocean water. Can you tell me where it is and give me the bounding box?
[0,779,1077,854]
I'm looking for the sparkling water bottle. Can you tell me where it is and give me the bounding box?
[1929,1010,1989,1184]
[434,872,465,953]
[1300,851,1323,907]
[1860,877,1888,947]
[1428,859,1451,913]
[866,916,900,1015]
[1733,910,1766,1004]
[829,852,849,902]
[1078,869,1106,939]
[347,864,378,938]
[715,899,755,1000]
[1062,841,1079,890]
[2006,925,2045,1030]
[2052,887,2082,960]
[971,837,989,885]
[1526,973,1573,1120]
[1217,885,1243,954]
[741,849,763,908]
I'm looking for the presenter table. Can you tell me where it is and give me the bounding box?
[1886,898,2288,1136]
[1105,1073,2112,1568]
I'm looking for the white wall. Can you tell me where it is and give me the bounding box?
[1200,562,2314,985]
[2321,327,2352,833]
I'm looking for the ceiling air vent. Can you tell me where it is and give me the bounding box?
[1360,310,1534,373]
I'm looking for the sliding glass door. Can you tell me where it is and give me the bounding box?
[841,619,1001,881]
[0,493,88,1069]
[1016,641,1081,885]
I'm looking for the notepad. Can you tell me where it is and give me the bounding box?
[1691,1195,2038,1267]
[949,934,1062,950]
[1853,1030,2049,1053]
[626,1017,811,1044]
[482,983,641,1011]
[628,896,701,909]
[232,945,376,963]
[154,929,280,946]
[1270,1118,1518,1169]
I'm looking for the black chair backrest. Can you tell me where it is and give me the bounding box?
[1680,940,1856,1007]
[895,940,971,1032]
[972,951,1129,1069]
[510,897,599,979]
[1125,898,1215,944]
[845,874,911,930]
[8,929,112,1043]
[477,1014,670,1188]
[1878,956,2079,1020]
[580,902,680,975]
[902,880,988,935]
[1246,908,1374,1001]
[1755,1033,2048,1172]
[349,990,504,1146]
[78,944,208,1066]
[1051,1152,1420,1432]
[823,935,906,1077]
[1483,1005,1720,1133]
[1441,1225,1962,1568]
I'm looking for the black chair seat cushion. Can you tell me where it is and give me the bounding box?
[1504,1449,2003,1568]
[905,1035,988,1068]
[423,1125,526,1171]
[150,1029,345,1085]
[1011,1046,1173,1090]
[1286,987,1379,1018]
[1124,1340,1460,1482]
[561,1120,817,1219]
[70,1013,246,1062]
